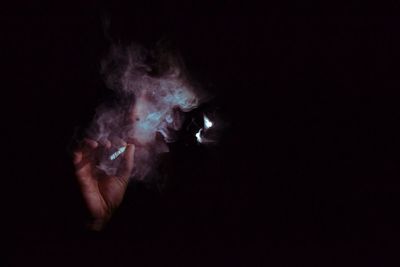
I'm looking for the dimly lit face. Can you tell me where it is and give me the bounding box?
[88,44,204,179]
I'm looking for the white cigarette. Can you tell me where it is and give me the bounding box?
[109,146,127,161]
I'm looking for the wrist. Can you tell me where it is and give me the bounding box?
[86,217,109,231]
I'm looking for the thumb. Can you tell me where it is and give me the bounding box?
[117,144,135,182]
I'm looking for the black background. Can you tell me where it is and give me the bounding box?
[4,1,400,266]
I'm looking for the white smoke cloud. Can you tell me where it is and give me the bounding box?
[86,44,205,180]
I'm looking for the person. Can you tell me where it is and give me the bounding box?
[73,138,135,231]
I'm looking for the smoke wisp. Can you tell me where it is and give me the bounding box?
[86,44,205,180]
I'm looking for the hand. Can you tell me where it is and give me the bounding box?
[73,138,135,231]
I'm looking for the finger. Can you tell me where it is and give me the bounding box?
[102,139,112,149]
[83,138,98,149]
[75,161,91,178]
[124,144,135,171]
[117,144,135,181]
[73,149,92,174]
[75,163,98,193]
[73,151,83,165]
[110,136,127,147]
[116,139,127,147]
[74,151,97,188]
[73,138,99,171]
[79,138,99,164]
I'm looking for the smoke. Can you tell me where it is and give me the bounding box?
[86,44,205,180]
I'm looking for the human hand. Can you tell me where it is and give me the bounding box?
[73,139,135,231]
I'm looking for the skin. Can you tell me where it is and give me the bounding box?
[73,138,135,231]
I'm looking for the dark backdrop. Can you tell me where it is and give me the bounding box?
[4,2,400,266]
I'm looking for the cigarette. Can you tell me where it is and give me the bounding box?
[109,146,127,161]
